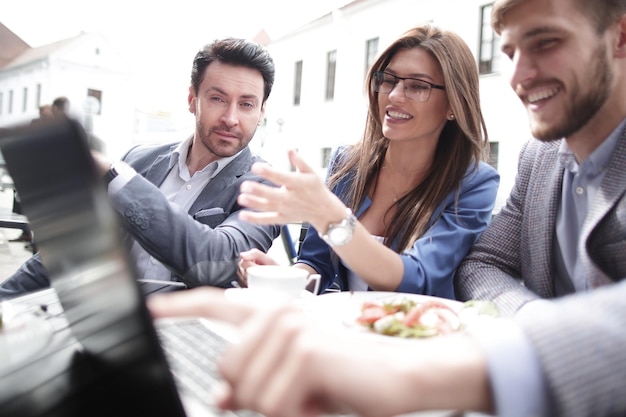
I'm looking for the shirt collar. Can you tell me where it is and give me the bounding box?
[169,135,243,179]
[585,117,625,175]
[557,117,626,175]
[557,140,577,173]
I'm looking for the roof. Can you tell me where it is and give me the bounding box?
[0,22,30,69]
[1,35,82,70]
[267,0,365,42]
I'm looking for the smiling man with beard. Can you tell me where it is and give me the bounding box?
[0,38,281,298]
[455,0,626,415]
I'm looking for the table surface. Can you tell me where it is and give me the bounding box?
[1,289,488,417]
[0,208,29,228]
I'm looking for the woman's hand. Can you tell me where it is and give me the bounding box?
[237,149,347,232]
[237,249,279,287]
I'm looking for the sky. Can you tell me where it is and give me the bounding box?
[1,0,351,115]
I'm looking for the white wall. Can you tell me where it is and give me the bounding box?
[263,0,532,212]
[0,33,135,158]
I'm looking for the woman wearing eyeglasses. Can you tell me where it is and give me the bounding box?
[237,25,499,298]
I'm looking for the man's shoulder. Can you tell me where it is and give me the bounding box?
[124,141,179,158]
[521,137,561,159]
[247,150,267,164]
[462,160,500,188]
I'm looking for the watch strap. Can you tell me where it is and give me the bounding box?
[319,208,356,247]
[103,164,118,186]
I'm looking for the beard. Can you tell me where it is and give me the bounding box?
[195,119,255,158]
[530,41,612,142]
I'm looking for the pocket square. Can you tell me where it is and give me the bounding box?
[194,208,225,218]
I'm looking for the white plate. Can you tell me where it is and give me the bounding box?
[0,302,53,372]
[298,291,463,342]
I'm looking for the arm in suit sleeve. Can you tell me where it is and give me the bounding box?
[109,173,280,288]
[455,141,542,315]
[511,280,626,417]
[0,253,50,300]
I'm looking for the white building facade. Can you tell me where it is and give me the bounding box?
[0,32,135,159]
[259,0,531,212]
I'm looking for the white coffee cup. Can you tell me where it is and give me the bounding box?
[246,265,320,300]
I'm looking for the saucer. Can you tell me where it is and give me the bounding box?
[224,287,314,307]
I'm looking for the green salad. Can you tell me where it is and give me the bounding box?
[356,297,499,339]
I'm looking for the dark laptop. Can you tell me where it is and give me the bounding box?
[0,119,255,417]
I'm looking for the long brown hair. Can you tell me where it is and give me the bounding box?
[327,25,489,252]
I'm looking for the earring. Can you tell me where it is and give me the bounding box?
[448,114,455,120]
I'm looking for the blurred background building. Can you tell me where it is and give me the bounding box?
[258,0,530,213]
[0,0,530,213]
[0,23,137,158]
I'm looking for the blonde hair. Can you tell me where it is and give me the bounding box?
[327,25,489,252]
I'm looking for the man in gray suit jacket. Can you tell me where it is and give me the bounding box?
[452,0,626,416]
[0,38,281,299]
[145,1,626,417]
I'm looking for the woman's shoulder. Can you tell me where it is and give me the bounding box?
[461,160,500,188]
[330,144,353,161]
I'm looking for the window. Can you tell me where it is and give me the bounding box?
[22,87,28,112]
[294,60,303,106]
[364,37,379,77]
[478,3,500,74]
[321,147,332,169]
[325,50,337,101]
[488,141,499,170]
[87,89,103,115]
[0,92,3,115]
[8,90,13,114]
[36,84,42,109]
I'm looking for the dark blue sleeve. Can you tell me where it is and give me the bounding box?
[397,162,500,298]
[0,253,51,300]
[295,147,351,292]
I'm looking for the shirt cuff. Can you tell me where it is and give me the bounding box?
[107,161,136,195]
[468,318,550,417]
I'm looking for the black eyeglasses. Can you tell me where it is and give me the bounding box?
[372,71,445,102]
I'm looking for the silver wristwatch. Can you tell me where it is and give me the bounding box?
[319,208,357,247]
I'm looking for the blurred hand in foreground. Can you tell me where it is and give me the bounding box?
[148,288,493,417]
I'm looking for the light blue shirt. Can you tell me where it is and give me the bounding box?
[554,120,623,293]
[480,118,625,417]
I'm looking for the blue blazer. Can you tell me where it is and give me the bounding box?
[297,149,500,298]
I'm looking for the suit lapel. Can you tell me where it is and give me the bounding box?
[581,126,626,285]
[143,144,177,186]
[188,148,252,214]
[530,142,564,298]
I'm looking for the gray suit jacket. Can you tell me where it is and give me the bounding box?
[114,142,280,287]
[0,142,280,298]
[455,129,626,417]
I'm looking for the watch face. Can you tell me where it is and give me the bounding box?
[329,227,349,244]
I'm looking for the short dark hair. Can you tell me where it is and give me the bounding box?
[190,38,275,103]
[52,96,69,112]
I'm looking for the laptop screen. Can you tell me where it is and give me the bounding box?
[0,119,187,417]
